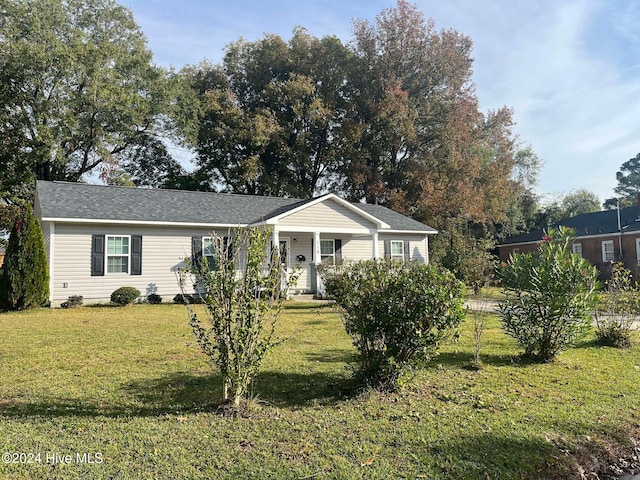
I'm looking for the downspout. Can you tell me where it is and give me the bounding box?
[618,199,623,261]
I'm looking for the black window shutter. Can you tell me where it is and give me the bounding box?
[311,238,314,261]
[335,239,342,264]
[191,236,202,268]
[131,235,142,275]
[383,240,391,258]
[91,234,105,276]
[224,236,233,260]
[404,241,410,263]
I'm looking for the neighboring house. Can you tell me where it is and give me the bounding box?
[35,181,437,307]
[0,244,4,268]
[499,201,640,277]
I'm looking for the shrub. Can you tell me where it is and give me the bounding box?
[179,227,293,408]
[173,293,188,304]
[146,293,162,304]
[499,226,599,362]
[0,205,49,310]
[594,262,639,348]
[110,286,140,306]
[322,259,465,391]
[61,295,83,309]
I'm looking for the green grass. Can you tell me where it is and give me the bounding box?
[0,303,638,479]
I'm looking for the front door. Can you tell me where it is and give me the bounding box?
[279,237,290,269]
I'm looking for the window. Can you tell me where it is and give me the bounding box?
[203,237,216,270]
[107,236,129,274]
[602,240,614,263]
[390,240,405,263]
[92,235,141,277]
[320,239,335,265]
[512,248,520,254]
[572,243,582,258]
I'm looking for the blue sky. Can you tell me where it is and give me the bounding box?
[120,0,640,206]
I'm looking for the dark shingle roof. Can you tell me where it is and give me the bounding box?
[37,181,300,225]
[36,181,435,232]
[355,203,437,232]
[502,206,640,245]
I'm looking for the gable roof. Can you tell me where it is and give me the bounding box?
[262,193,391,229]
[36,181,436,233]
[501,205,640,245]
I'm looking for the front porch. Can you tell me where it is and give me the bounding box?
[271,229,381,297]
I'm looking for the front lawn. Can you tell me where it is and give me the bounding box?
[0,303,638,479]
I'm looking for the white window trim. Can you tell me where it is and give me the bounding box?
[202,237,216,270]
[320,239,335,265]
[106,235,130,275]
[572,242,582,258]
[601,240,614,263]
[636,238,640,266]
[390,240,405,263]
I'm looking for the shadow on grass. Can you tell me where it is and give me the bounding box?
[426,432,560,479]
[0,369,356,418]
[252,370,356,407]
[305,349,358,364]
[283,303,335,311]
[428,350,534,369]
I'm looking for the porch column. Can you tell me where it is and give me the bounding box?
[313,231,323,297]
[272,228,288,299]
[425,236,430,265]
[272,228,279,255]
[372,232,379,259]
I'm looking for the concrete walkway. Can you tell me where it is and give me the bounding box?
[465,299,640,330]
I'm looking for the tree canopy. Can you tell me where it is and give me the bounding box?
[604,153,640,209]
[0,0,196,205]
[186,28,352,197]
[184,0,539,231]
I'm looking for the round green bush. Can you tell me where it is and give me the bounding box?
[147,293,162,304]
[173,293,188,304]
[110,286,140,306]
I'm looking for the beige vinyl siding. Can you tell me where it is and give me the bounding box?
[341,236,375,261]
[278,199,376,230]
[379,234,427,263]
[40,220,51,258]
[50,223,231,306]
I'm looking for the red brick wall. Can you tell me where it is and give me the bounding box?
[498,243,538,262]
[499,234,640,279]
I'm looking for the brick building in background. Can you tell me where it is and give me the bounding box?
[499,198,640,279]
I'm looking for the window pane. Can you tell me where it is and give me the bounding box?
[603,242,614,261]
[320,240,334,255]
[203,238,214,256]
[107,256,128,273]
[391,241,404,256]
[108,236,129,255]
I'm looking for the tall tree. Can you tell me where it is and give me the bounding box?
[604,153,640,209]
[188,28,352,197]
[0,0,195,204]
[0,205,49,310]
[560,189,600,218]
[340,0,535,227]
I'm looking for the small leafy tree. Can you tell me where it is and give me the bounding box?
[594,262,639,348]
[322,259,465,391]
[180,228,291,408]
[470,300,490,369]
[498,226,599,362]
[0,206,49,310]
[432,219,496,295]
